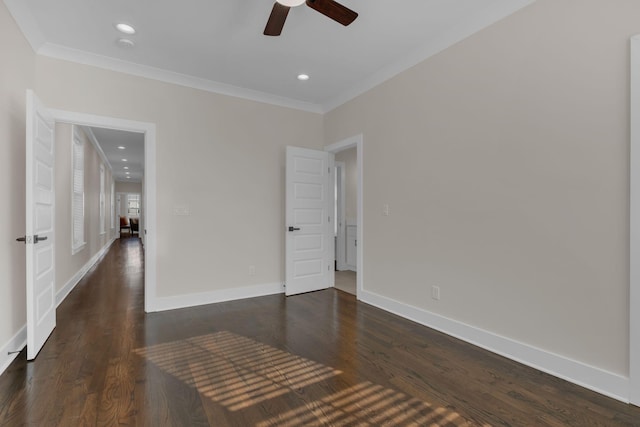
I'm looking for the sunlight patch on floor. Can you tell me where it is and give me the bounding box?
[135,331,476,425]
[257,381,474,427]
[134,331,341,411]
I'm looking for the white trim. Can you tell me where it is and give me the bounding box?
[82,126,113,173]
[71,126,86,254]
[4,0,532,115]
[325,134,363,298]
[335,161,347,272]
[360,289,630,403]
[50,109,158,314]
[0,326,27,377]
[151,282,284,312]
[99,164,106,235]
[629,34,640,406]
[38,43,323,114]
[110,179,115,230]
[56,237,116,306]
[1,236,116,377]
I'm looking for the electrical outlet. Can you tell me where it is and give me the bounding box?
[249,265,256,276]
[431,285,440,301]
[383,204,390,216]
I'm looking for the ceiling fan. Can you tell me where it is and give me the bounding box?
[264,0,358,36]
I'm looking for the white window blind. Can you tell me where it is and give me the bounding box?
[99,165,106,235]
[72,128,85,253]
[111,181,115,229]
[128,193,140,215]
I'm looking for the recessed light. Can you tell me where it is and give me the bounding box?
[297,74,310,81]
[122,159,128,162]
[115,23,136,35]
[117,146,126,150]
[116,38,135,49]
[123,166,129,170]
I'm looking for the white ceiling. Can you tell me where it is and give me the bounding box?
[88,127,144,183]
[5,0,533,113]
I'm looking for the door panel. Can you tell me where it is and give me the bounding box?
[26,90,56,360]
[285,147,334,296]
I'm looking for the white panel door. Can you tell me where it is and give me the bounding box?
[286,147,334,296]
[25,90,56,360]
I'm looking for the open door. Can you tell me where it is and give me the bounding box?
[23,90,56,360]
[285,146,334,296]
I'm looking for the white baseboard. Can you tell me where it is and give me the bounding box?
[360,289,630,403]
[1,237,117,378]
[0,326,26,377]
[151,282,285,312]
[56,237,117,306]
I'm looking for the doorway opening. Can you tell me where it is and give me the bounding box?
[50,109,157,313]
[325,135,363,298]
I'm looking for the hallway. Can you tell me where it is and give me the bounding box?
[1,239,640,426]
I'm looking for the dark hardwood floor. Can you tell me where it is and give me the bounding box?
[1,238,639,426]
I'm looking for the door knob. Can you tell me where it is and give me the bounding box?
[34,235,48,243]
[16,236,27,243]
[288,226,301,232]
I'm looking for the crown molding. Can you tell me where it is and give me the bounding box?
[81,126,113,173]
[37,43,324,114]
[5,0,534,115]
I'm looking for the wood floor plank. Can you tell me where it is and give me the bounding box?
[0,237,639,426]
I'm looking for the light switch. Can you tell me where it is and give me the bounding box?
[173,206,191,216]
[383,204,390,216]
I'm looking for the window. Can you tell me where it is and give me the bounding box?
[111,181,115,229]
[99,164,105,235]
[128,194,140,215]
[72,127,85,253]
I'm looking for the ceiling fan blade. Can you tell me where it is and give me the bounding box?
[306,0,358,26]
[264,3,290,36]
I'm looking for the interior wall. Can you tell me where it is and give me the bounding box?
[115,181,142,194]
[0,1,35,356]
[55,124,115,293]
[324,0,637,377]
[335,147,357,224]
[34,56,325,298]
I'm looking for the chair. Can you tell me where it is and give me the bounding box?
[130,217,139,235]
[119,216,131,236]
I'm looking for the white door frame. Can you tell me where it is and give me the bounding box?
[116,193,121,231]
[335,161,347,271]
[50,109,158,313]
[629,34,640,405]
[325,134,363,298]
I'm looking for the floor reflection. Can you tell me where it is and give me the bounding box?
[135,331,474,426]
[134,331,341,411]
